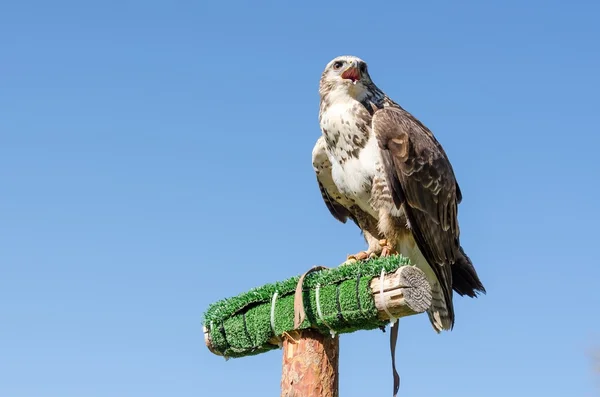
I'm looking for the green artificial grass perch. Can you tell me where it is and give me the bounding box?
[202,255,411,358]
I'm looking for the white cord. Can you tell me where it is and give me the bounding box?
[380,268,397,326]
[270,291,282,348]
[316,284,336,337]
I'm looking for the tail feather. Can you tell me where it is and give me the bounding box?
[452,246,486,297]
[427,284,453,332]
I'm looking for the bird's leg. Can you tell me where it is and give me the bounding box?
[379,239,398,257]
[376,210,401,257]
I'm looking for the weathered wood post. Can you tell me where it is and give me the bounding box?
[280,329,339,397]
[203,256,432,397]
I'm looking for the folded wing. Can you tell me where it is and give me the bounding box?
[372,106,462,325]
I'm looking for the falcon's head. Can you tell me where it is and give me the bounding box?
[319,55,378,101]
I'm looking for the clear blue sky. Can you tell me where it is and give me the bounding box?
[2,1,600,396]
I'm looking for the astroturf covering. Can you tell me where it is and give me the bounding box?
[202,255,411,358]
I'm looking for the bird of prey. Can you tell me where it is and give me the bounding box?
[312,55,485,332]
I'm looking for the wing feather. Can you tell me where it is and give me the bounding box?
[372,106,461,325]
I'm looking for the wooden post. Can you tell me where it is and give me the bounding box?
[280,329,339,397]
[203,265,432,397]
[278,265,430,397]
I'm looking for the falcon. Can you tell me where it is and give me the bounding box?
[312,55,485,331]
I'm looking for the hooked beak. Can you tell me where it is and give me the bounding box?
[341,65,361,83]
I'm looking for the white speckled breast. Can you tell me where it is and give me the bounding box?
[320,101,383,218]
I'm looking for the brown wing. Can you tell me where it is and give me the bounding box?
[372,106,461,324]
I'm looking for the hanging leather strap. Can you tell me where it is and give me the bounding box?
[293,265,328,329]
[390,321,400,396]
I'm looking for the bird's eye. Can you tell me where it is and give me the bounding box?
[333,61,344,70]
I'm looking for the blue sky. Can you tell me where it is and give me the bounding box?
[2,0,600,396]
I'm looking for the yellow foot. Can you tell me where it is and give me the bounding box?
[379,239,398,257]
[347,251,370,261]
[342,250,376,266]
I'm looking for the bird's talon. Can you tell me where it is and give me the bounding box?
[380,243,398,257]
[341,258,357,266]
[347,251,369,261]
